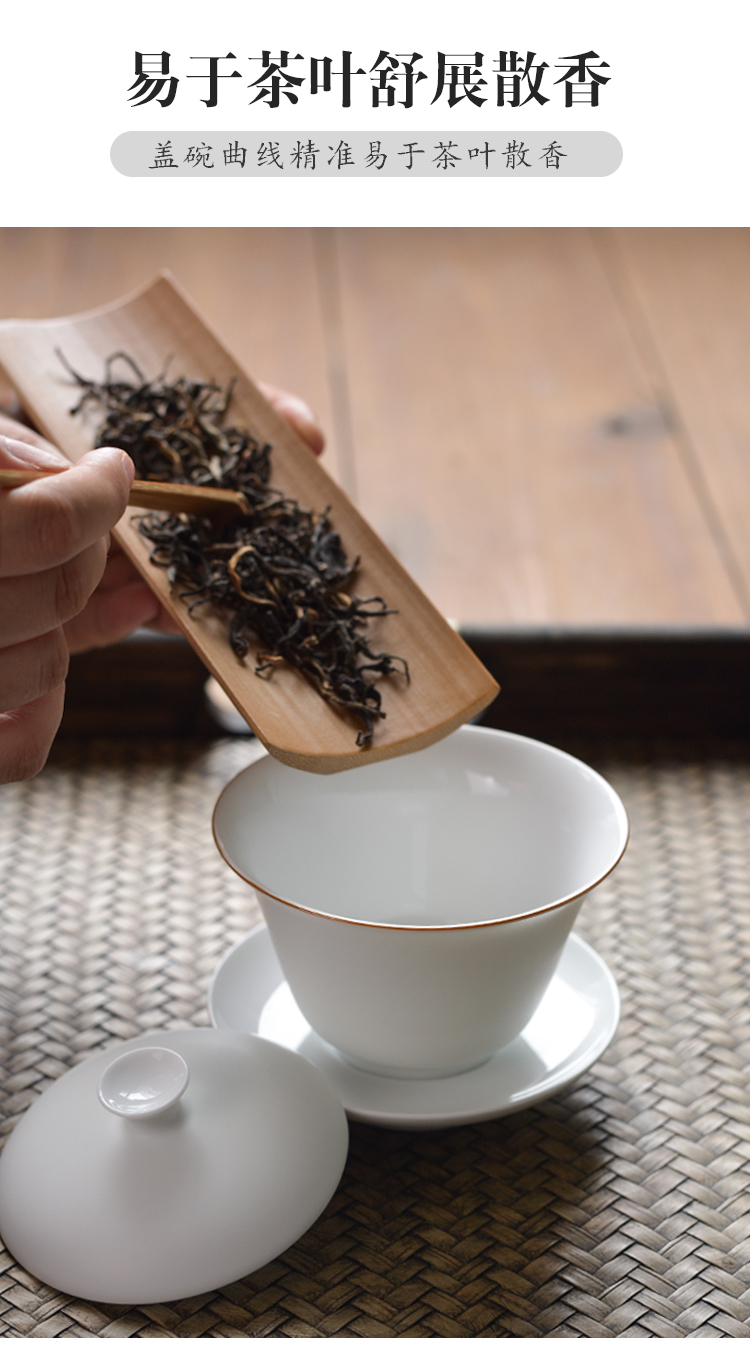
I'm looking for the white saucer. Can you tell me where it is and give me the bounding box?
[208,926,620,1130]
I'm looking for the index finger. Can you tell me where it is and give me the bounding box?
[257,383,326,456]
[0,447,135,578]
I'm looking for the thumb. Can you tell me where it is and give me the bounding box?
[0,432,70,472]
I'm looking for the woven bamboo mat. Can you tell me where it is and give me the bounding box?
[1,738,750,1338]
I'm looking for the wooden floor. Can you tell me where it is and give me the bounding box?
[1,227,748,629]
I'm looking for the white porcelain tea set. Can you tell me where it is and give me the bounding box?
[0,726,628,1303]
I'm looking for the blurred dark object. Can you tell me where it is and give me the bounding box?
[62,633,217,738]
[468,627,750,752]
[62,627,750,750]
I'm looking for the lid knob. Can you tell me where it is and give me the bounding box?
[98,1047,190,1118]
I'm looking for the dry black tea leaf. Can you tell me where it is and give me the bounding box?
[60,351,408,746]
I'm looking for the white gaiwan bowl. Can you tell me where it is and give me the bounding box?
[213,726,628,1078]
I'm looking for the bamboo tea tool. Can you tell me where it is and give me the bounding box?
[0,467,249,522]
[0,273,498,773]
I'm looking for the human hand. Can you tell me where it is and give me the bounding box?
[0,385,326,654]
[0,386,324,781]
[0,427,133,782]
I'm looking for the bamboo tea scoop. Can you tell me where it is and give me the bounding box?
[0,466,248,521]
[0,272,499,774]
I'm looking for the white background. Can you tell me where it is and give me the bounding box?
[1,0,746,227]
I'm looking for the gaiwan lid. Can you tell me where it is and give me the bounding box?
[0,1029,348,1304]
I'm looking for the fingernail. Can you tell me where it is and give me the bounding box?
[0,434,68,468]
[116,449,136,486]
[87,445,135,486]
[283,398,325,454]
[285,395,315,425]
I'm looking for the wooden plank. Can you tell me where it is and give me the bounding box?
[3,227,745,631]
[332,227,745,627]
[0,273,498,772]
[603,227,750,618]
[0,227,343,483]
